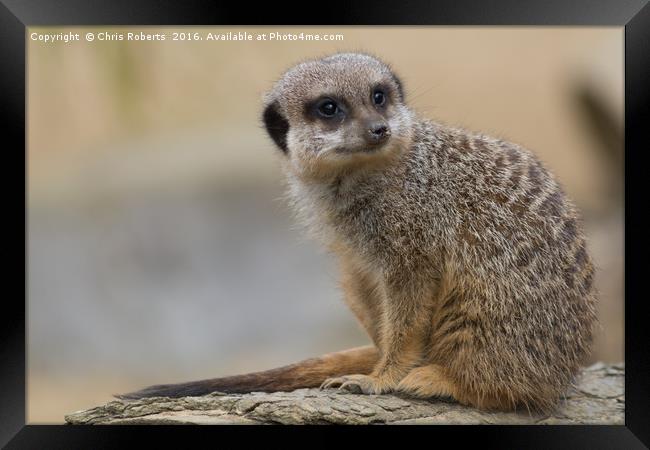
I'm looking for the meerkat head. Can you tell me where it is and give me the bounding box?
[262,53,415,181]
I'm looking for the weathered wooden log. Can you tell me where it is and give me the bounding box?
[65,362,624,425]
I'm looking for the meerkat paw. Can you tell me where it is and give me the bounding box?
[320,374,391,395]
[395,365,457,400]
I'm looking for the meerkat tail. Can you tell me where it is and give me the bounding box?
[116,345,379,400]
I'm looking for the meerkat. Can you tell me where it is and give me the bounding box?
[120,53,598,412]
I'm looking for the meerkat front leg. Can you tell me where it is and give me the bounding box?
[321,279,432,394]
[337,254,384,348]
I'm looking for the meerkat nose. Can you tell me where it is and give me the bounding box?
[366,123,390,144]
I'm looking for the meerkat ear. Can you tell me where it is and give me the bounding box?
[391,73,405,101]
[262,100,290,154]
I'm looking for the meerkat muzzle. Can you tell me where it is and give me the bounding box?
[365,123,391,145]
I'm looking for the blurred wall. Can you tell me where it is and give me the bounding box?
[27,27,623,423]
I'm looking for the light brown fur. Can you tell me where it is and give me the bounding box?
[120,53,597,413]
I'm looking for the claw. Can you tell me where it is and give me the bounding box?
[339,381,363,394]
[321,374,387,395]
[320,376,345,390]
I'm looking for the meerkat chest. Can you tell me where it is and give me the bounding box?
[293,173,443,272]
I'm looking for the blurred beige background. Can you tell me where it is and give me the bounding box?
[27,27,623,423]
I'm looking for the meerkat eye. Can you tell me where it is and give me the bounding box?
[372,90,386,106]
[317,99,339,118]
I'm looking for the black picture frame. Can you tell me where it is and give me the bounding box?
[3,0,648,448]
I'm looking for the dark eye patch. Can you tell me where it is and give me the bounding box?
[372,90,386,106]
[304,95,347,122]
[317,99,339,117]
[371,83,394,107]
